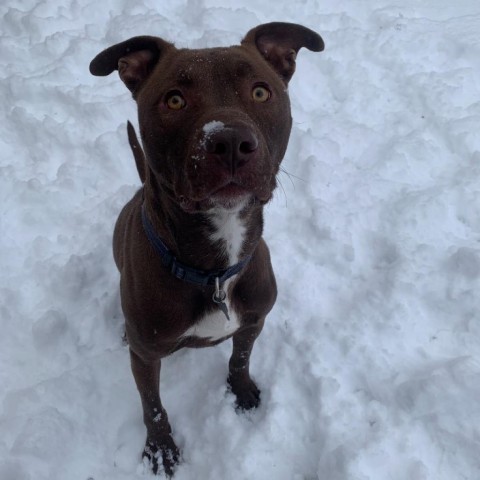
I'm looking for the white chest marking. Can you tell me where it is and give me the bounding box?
[182,204,247,340]
[182,296,240,341]
[208,203,247,265]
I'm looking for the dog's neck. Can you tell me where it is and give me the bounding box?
[208,200,250,265]
[143,180,263,272]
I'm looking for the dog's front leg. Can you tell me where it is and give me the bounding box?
[129,349,180,476]
[228,318,265,410]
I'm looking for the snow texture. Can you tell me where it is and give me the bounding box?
[202,120,225,135]
[1,0,480,479]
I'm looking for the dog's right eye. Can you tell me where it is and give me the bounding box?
[252,85,271,103]
[166,92,186,110]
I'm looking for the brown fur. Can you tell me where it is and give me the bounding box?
[90,22,324,476]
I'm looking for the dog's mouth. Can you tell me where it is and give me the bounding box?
[211,181,249,200]
[178,181,256,212]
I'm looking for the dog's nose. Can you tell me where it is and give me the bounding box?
[204,126,258,172]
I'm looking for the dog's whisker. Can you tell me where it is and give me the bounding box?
[280,167,306,187]
[276,176,288,208]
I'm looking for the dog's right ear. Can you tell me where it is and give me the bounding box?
[89,36,173,94]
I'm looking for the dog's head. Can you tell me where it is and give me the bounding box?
[90,23,324,212]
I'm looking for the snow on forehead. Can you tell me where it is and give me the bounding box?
[203,120,225,134]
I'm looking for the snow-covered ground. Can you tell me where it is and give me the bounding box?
[1,0,479,479]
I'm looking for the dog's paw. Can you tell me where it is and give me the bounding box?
[143,436,180,477]
[227,374,261,411]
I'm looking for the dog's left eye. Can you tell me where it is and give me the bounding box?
[252,85,271,103]
[166,92,186,110]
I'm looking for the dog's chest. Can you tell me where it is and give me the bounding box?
[181,297,240,341]
[181,206,246,341]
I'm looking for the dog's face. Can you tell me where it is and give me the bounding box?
[90,23,324,212]
[136,45,292,211]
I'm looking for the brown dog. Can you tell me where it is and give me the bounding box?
[90,22,324,476]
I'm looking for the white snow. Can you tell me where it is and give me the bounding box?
[202,120,225,135]
[1,1,480,479]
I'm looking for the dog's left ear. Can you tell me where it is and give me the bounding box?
[242,22,324,83]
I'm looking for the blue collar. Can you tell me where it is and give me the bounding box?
[141,204,252,287]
